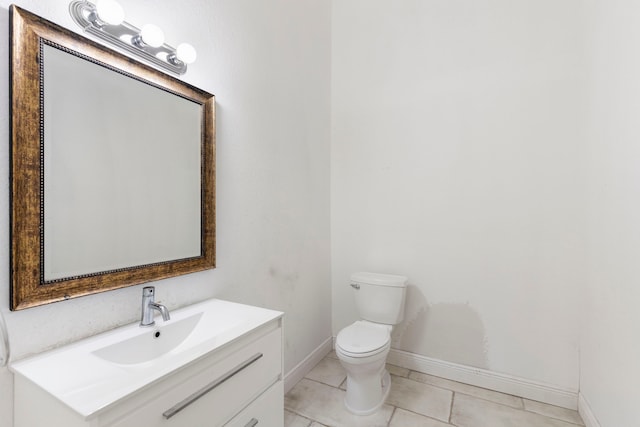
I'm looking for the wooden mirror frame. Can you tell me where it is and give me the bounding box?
[10,6,216,310]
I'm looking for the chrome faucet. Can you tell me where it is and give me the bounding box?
[140,286,170,327]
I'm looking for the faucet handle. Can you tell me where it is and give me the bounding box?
[142,286,155,297]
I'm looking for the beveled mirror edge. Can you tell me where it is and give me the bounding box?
[9,5,216,310]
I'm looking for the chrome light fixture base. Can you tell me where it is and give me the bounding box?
[69,0,188,75]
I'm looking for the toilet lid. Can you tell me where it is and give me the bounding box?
[336,321,390,355]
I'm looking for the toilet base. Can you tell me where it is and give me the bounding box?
[344,369,391,416]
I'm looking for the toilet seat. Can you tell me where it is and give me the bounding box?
[336,321,390,358]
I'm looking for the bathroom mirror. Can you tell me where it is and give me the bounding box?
[10,6,215,310]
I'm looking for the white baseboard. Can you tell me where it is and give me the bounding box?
[283,336,332,394]
[387,348,579,410]
[578,393,601,427]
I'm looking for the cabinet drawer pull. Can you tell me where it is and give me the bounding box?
[245,418,259,427]
[162,353,264,419]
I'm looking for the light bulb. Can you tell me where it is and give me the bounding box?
[95,0,124,26]
[139,24,165,48]
[176,43,197,64]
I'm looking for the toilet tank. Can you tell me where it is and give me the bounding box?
[351,272,408,325]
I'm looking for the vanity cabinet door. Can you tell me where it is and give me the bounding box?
[224,381,283,427]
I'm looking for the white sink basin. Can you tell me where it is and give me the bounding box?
[9,298,283,419]
[92,312,203,365]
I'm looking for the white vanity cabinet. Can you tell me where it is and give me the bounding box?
[11,299,284,427]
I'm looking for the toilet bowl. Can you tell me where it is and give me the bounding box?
[335,272,407,415]
[336,321,392,415]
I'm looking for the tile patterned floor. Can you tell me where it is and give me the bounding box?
[284,351,584,427]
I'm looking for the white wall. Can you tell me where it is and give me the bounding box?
[0,0,331,424]
[331,0,585,391]
[581,1,640,425]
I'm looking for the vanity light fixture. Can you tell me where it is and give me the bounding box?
[69,0,197,75]
[92,0,124,26]
[133,24,165,48]
[172,43,198,65]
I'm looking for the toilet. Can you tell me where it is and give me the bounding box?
[335,272,408,415]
